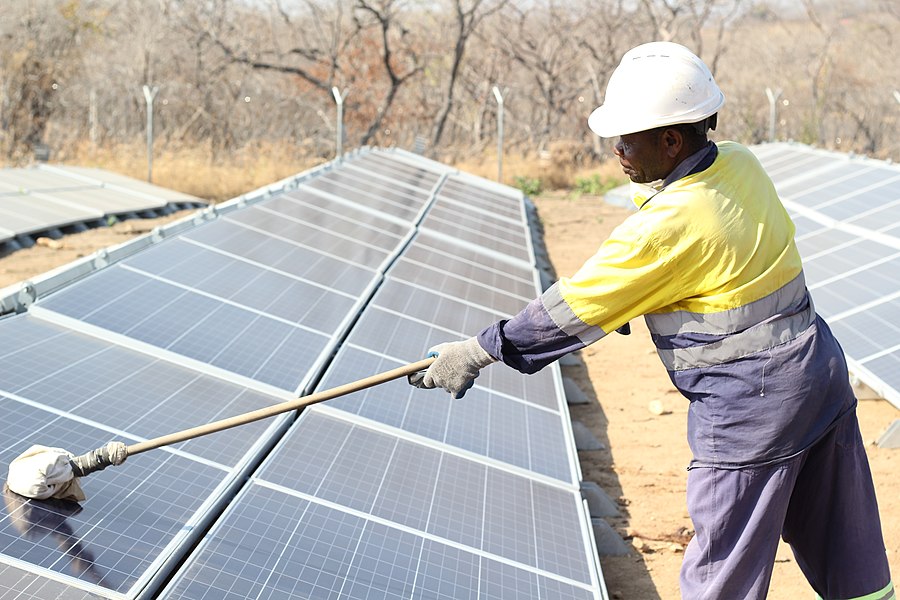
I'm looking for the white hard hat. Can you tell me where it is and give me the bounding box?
[588,41,725,138]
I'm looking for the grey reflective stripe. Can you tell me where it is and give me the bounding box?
[541,283,607,345]
[645,272,807,336]
[654,302,816,371]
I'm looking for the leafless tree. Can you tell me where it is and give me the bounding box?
[430,0,507,151]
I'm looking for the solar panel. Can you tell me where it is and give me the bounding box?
[752,142,900,408]
[0,147,606,599]
[0,314,292,598]
[159,412,599,600]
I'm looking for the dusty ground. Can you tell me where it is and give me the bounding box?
[534,191,899,599]
[0,197,896,599]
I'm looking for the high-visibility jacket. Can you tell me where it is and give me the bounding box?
[478,141,857,468]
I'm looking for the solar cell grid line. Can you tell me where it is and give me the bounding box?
[770,163,880,202]
[845,195,900,231]
[157,483,602,600]
[0,194,103,235]
[311,166,435,207]
[341,161,443,196]
[431,196,529,235]
[285,181,421,228]
[417,219,534,266]
[156,410,600,599]
[371,278,509,337]
[437,185,524,222]
[349,157,444,191]
[221,208,393,270]
[250,199,406,249]
[388,258,535,311]
[34,187,170,214]
[0,400,257,600]
[183,219,377,297]
[37,164,205,204]
[301,177,423,222]
[439,176,526,206]
[267,189,412,237]
[0,168,97,192]
[30,295,327,399]
[314,352,573,481]
[410,230,537,283]
[353,151,446,181]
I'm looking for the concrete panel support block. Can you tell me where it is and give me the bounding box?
[562,377,590,405]
[581,481,619,518]
[559,352,582,367]
[591,518,631,556]
[877,418,900,449]
[571,420,605,451]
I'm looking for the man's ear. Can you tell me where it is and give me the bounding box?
[662,128,683,158]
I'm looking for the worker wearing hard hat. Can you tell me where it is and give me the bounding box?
[412,42,894,600]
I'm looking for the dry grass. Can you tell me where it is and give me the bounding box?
[453,149,625,194]
[53,141,625,201]
[61,141,327,203]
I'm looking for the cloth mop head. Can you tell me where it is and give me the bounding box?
[7,442,127,501]
[7,445,85,502]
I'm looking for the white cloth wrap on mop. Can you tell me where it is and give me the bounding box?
[7,445,85,501]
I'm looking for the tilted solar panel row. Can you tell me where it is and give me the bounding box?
[0,165,205,249]
[751,143,900,409]
[0,149,607,599]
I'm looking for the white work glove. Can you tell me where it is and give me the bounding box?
[408,337,497,399]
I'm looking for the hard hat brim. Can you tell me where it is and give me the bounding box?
[588,92,725,138]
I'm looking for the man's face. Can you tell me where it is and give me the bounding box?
[613,129,673,184]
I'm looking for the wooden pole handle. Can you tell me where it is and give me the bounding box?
[126,357,436,456]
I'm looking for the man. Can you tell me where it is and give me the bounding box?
[411,42,894,600]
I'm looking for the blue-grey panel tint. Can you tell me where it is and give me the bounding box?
[302,178,421,222]
[481,557,539,599]
[319,346,571,479]
[184,219,375,295]
[38,266,330,391]
[0,315,285,468]
[413,231,535,281]
[789,213,826,239]
[411,541,480,600]
[398,242,536,298]
[533,483,592,582]
[340,521,422,599]
[794,228,858,259]
[440,178,523,221]
[372,279,506,336]
[420,211,531,263]
[352,153,442,189]
[802,241,897,289]
[123,239,357,333]
[483,470,536,567]
[262,192,409,242]
[160,487,363,600]
[0,562,103,600]
[0,399,231,596]
[809,256,900,316]
[388,261,528,316]
[226,208,390,268]
[861,353,900,394]
[426,454,486,549]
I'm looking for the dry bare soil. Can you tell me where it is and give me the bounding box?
[0,197,896,599]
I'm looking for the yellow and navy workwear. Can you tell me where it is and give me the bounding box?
[478,141,893,599]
